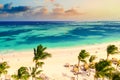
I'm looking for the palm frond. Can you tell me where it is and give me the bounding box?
[12,66,30,80]
[36,62,44,67]
[89,55,96,63]
[40,52,51,60]
[36,70,43,75]
[11,75,18,80]
[102,67,115,72]
[81,59,87,63]
[78,50,90,60]
[107,45,119,55]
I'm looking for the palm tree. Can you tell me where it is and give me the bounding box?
[0,62,10,79]
[12,66,30,80]
[31,44,51,80]
[78,50,90,71]
[77,50,90,80]
[94,59,114,80]
[107,45,118,60]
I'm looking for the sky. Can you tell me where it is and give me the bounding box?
[0,0,120,21]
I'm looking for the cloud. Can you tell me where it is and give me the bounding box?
[0,3,30,14]
[9,6,30,13]
[65,8,80,16]
[50,7,82,20]
[52,7,64,15]
[45,0,55,2]
[54,3,61,7]
[3,3,12,9]
[40,7,49,15]
[25,7,49,17]
[0,3,83,21]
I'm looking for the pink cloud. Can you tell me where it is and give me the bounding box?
[50,0,55,2]
[65,8,80,16]
[54,3,61,8]
[40,7,49,15]
[52,7,64,15]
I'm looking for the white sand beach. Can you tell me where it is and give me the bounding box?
[1,41,120,80]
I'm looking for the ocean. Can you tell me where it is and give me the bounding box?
[0,21,120,51]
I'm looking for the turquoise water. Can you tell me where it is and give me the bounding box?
[0,21,120,51]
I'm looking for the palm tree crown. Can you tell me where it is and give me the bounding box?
[95,59,114,79]
[89,55,96,63]
[33,44,51,62]
[107,45,119,60]
[78,50,90,62]
[29,67,42,80]
[89,55,96,69]
[0,62,10,76]
[12,66,30,80]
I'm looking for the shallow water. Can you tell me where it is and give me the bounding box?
[0,21,120,51]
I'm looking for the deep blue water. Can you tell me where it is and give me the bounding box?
[0,21,120,51]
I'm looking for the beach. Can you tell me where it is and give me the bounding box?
[1,41,120,80]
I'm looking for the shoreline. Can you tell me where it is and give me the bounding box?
[1,41,120,54]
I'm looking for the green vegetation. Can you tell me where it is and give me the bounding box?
[77,50,90,80]
[11,44,51,80]
[107,45,119,60]
[31,44,51,80]
[94,59,114,80]
[111,71,120,80]
[89,55,96,69]
[0,62,10,78]
[73,44,120,80]
[12,67,30,80]
[78,50,90,71]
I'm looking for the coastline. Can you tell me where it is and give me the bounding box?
[1,41,120,80]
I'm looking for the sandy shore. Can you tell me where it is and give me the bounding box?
[1,41,120,80]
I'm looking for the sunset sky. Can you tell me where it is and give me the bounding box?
[0,0,120,21]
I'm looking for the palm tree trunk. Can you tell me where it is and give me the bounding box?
[94,76,96,80]
[32,77,34,80]
[102,77,105,80]
[77,60,80,80]
[78,60,80,72]
[88,68,90,76]
[77,75,78,80]
[107,54,109,60]
[116,64,118,70]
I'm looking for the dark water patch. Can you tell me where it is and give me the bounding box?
[69,24,120,36]
[0,21,72,25]
[3,37,15,41]
[0,29,31,37]
[69,27,104,36]
[17,34,81,45]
